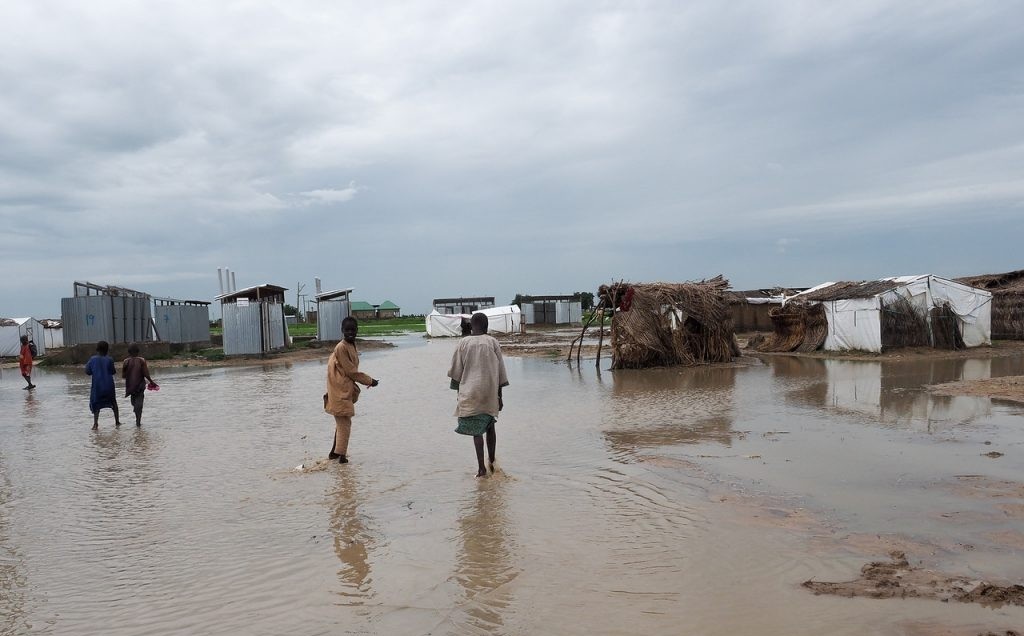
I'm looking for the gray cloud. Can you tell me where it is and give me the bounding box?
[1,1,1022,316]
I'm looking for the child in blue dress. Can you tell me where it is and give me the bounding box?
[86,340,121,429]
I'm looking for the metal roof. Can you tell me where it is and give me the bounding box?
[215,284,288,302]
[315,288,354,301]
[433,296,495,304]
[522,294,580,302]
[350,301,375,311]
[152,296,211,306]
[378,300,399,309]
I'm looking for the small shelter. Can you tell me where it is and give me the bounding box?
[39,319,63,349]
[0,317,47,357]
[426,305,522,337]
[520,295,583,326]
[378,301,400,319]
[316,288,353,341]
[61,281,152,346]
[152,297,211,344]
[727,288,805,332]
[433,296,495,315]
[350,301,376,320]
[592,277,739,369]
[757,275,991,353]
[956,269,1024,340]
[217,284,289,355]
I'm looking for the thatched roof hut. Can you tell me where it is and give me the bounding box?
[597,276,739,369]
[956,269,1024,340]
[754,275,991,353]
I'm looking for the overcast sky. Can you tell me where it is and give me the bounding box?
[2,1,1022,318]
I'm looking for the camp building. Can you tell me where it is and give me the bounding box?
[433,297,494,315]
[217,284,289,355]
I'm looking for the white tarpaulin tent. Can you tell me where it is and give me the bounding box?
[426,305,522,337]
[787,275,992,353]
[0,317,47,357]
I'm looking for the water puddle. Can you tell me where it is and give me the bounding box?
[2,341,1023,634]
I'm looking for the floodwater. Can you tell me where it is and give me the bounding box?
[2,338,1024,635]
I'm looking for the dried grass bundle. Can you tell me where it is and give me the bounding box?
[601,276,736,369]
[930,303,965,350]
[880,295,930,348]
[992,294,1024,340]
[755,302,825,352]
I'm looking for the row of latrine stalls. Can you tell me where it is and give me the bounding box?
[61,281,211,348]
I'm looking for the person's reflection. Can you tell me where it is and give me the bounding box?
[453,478,517,633]
[22,391,39,421]
[329,466,375,604]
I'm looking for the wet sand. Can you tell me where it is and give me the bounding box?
[2,336,1024,634]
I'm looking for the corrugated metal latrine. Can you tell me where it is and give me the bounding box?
[317,299,351,341]
[222,302,286,355]
[153,304,211,344]
[62,295,152,346]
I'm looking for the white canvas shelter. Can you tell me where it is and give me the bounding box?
[787,275,992,353]
[426,305,522,337]
[0,317,47,357]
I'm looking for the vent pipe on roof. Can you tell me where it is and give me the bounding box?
[315,277,322,295]
[217,268,224,296]
[231,270,237,292]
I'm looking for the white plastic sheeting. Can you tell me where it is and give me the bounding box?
[426,305,522,337]
[0,318,46,357]
[789,275,992,353]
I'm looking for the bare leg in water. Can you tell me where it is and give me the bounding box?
[486,423,496,473]
[474,434,487,477]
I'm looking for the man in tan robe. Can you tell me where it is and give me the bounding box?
[324,317,378,463]
[448,312,509,477]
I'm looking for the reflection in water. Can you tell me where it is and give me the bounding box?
[604,366,738,459]
[453,479,517,634]
[22,391,40,421]
[329,467,375,605]
[773,356,1004,429]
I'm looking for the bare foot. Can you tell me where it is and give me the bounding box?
[91,425,98,430]
[489,462,495,474]
[337,455,348,464]
[328,452,340,459]
[476,468,488,478]
[115,421,122,428]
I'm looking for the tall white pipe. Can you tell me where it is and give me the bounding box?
[315,277,322,294]
[217,268,224,295]
[231,271,237,292]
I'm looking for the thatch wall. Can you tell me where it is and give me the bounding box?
[956,269,1024,340]
[601,277,737,369]
[753,302,826,353]
[880,295,930,348]
[930,303,965,350]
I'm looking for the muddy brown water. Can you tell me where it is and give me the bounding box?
[2,337,1024,635]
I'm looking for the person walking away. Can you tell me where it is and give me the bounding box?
[324,317,378,464]
[448,312,509,477]
[123,343,155,426]
[19,335,35,389]
[86,340,121,429]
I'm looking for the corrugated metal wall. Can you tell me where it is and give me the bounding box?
[153,305,211,343]
[62,296,151,346]
[317,299,350,341]
[265,304,285,350]
[222,302,286,355]
[523,300,582,325]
